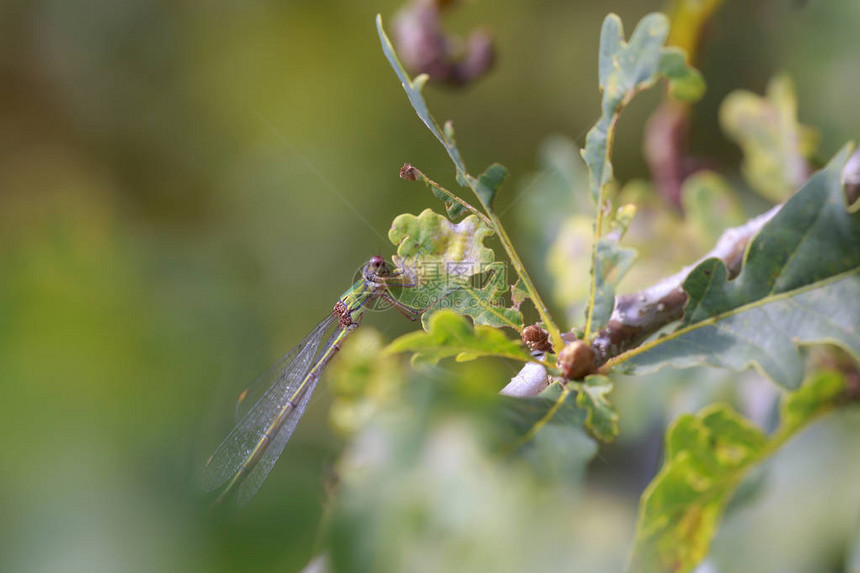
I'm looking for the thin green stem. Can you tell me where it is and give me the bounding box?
[441,155,564,352]
[487,211,564,353]
[583,209,604,342]
[583,113,620,342]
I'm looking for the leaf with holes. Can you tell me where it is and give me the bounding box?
[583,13,703,207]
[389,207,493,288]
[510,279,529,311]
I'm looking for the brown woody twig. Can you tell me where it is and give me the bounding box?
[501,203,782,397]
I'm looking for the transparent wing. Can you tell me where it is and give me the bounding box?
[202,314,336,492]
[235,342,329,506]
[234,346,304,423]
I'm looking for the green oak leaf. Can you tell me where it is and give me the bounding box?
[384,310,531,365]
[574,375,619,441]
[628,370,849,573]
[389,209,523,330]
[780,367,848,433]
[720,75,818,202]
[424,262,523,330]
[623,145,860,389]
[582,12,702,338]
[584,12,703,206]
[408,262,523,332]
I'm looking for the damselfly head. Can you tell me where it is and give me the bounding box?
[365,255,390,278]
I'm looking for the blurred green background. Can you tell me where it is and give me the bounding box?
[2,1,860,572]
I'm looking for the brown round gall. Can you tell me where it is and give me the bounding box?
[556,340,595,380]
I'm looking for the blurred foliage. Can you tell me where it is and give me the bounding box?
[2,1,860,573]
[629,370,849,573]
[329,388,595,573]
[665,0,724,62]
[680,171,746,246]
[720,75,819,201]
[328,328,406,438]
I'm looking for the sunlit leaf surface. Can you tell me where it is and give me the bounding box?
[385,310,531,364]
[388,209,523,330]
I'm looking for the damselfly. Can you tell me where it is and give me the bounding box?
[203,256,422,506]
